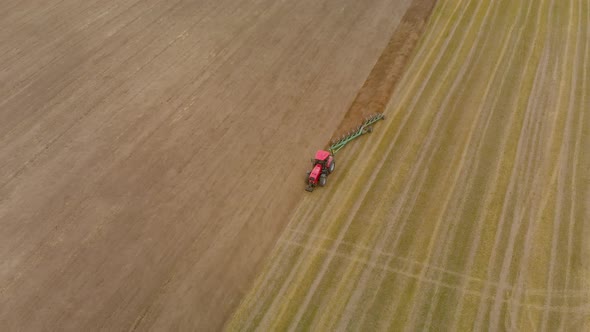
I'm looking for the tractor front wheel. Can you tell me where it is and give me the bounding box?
[306,171,311,183]
[319,174,327,187]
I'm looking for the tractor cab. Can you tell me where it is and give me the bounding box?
[312,150,331,166]
[306,150,335,192]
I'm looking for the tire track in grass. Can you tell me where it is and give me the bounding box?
[418,2,522,329]
[274,132,404,331]
[307,4,442,330]
[312,3,483,329]
[582,2,590,329]
[575,5,590,330]
[539,0,578,329]
[518,0,569,327]
[282,58,445,330]
[502,3,558,329]
[287,227,590,299]
[366,5,498,323]
[295,2,444,326]
[436,2,538,329]
[504,40,552,331]
[469,1,548,328]
[358,0,506,326]
[447,1,532,329]
[334,1,484,327]
[279,238,590,313]
[468,3,546,325]
[486,2,559,329]
[559,0,587,328]
[513,154,562,330]
[320,1,490,329]
[423,0,536,329]
[473,12,546,329]
[541,0,571,330]
[513,118,574,330]
[492,34,551,332]
[399,1,510,330]
[503,115,547,329]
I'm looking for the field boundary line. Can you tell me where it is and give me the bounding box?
[280,239,590,314]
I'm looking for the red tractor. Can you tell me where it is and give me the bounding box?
[303,113,384,192]
[305,150,335,192]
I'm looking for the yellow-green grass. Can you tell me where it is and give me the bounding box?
[227,0,590,330]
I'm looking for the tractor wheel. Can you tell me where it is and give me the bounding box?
[329,161,335,173]
[319,174,327,187]
[306,171,311,183]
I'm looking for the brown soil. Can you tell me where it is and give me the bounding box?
[332,0,438,140]
[0,0,416,330]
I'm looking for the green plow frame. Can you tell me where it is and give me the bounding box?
[328,113,385,155]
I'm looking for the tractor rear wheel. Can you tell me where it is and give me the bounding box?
[306,171,311,183]
[319,174,327,187]
[329,161,335,173]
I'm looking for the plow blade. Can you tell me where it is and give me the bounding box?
[328,113,384,155]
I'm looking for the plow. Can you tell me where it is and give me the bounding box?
[305,113,384,192]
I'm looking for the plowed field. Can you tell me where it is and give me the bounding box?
[228,0,590,330]
[0,0,414,330]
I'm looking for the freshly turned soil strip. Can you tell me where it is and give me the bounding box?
[332,0,438,140]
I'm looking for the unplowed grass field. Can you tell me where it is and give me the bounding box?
[228,0,590,330]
